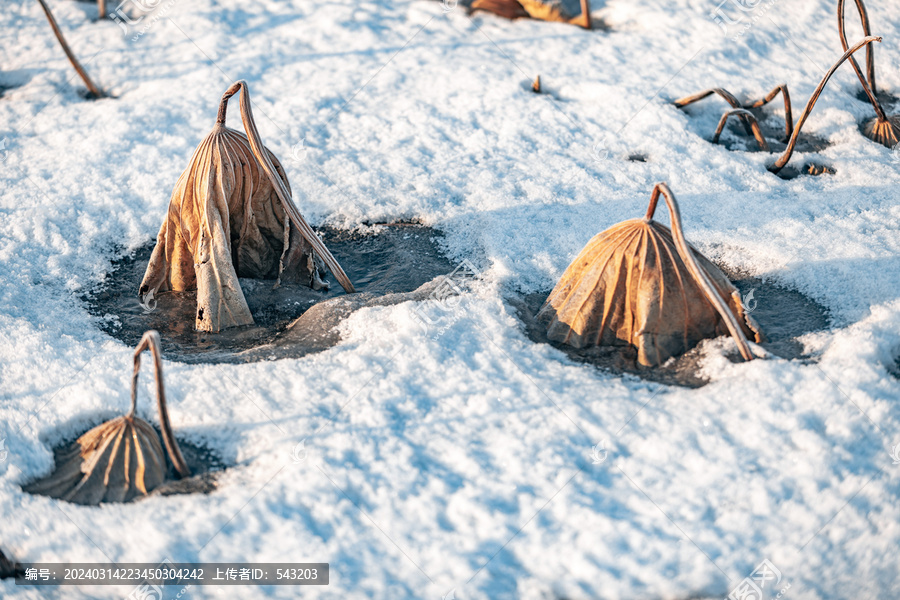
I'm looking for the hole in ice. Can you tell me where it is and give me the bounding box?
[83,224,457,364]
[773,162,836,180]
[679,103,830,155]
[512,264,830,387]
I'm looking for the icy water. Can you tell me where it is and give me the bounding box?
[84,224,456,364]
[513,267,831,388]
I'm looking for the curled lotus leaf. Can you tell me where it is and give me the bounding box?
[25,332,190,505]
[538,183,764,368]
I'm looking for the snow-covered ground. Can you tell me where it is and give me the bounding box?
[2,0,900,597]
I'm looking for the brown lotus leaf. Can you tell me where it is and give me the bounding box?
[25,331,190,505]
[471,0,591,28]
[140,81,355,333]
[863,115,900,148]
[538,183,763,368]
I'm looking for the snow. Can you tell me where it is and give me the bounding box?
[2,0,900,598]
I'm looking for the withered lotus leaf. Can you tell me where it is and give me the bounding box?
[538,183,763,368]
[25,332,190,505]
[471,0,592,28]
[140,81,355,333]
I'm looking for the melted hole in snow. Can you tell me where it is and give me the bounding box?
[855,88,899,110]
[23,425,227,504]
[680,104,830,155]
[627,154,647,162]
[84,224,456,364]
[512,266,830,388]
[774,162,836,180]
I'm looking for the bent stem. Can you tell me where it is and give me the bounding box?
[131,331,191,478]
[712,109,770,151]
[674,88,742,110]
[674,88,754,136]
[217,81,356,293]
[36,0,105,99]
[643,183,755,362]
[569,0,592,29]
[769,36,881,174]
[746,84,793,140]
[837,0,879,100]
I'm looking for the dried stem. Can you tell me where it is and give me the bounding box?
[769,36,881,173]
[131,331,191,479]
[674,88,742,109]
[97,0,106,19]
[218,81,356,293]
[712,109,770,151]
[746,84,793,140]
[838,0,878,98]
[644,184,755,362]
[674,88,754,136]
[35,0,105,99]
[571,0,591,29]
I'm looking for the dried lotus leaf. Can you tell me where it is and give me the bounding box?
[25,416,166,504]
[140,81,354,332]
[538,183,763,368]
[25,331,190,505]
[471,0,591,28]
[863,115,900,148]
[470,0,529,20]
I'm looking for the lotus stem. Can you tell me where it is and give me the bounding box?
[712,109,770,151]
[838,0,878,99]
[217,81,356,294]
[746,84,793,140]
[769,36,881,174]
[673,88,742,110]
[98,0,106,19]
[644,183,755,362]
[132,331,191,478]
[571,0,591,29]
[674,88,754,136]
[35,0,105,99]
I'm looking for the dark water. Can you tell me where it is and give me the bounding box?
[84,225,456,364]
[855,88,899,110]
[513,266,831,387]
